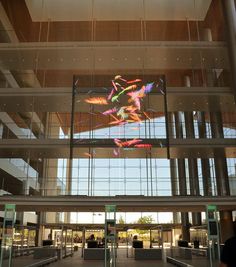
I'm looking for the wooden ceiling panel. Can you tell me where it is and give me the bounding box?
[2,0,226,42]
[119,21,142,41]
[48,21,92,42]
[146,21,198,41]
[95,21,119,41]
[201,0,226,41]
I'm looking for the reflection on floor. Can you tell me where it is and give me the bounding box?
[8,247,220,267]
[49,248,219,267]
[49,248,173,267]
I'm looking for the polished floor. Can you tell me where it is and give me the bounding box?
[49,249,173,267]
[6,248,220,267]
[49,248,219,267]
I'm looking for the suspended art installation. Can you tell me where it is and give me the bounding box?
[84,75,165,156]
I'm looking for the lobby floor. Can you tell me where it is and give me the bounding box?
[49,250,173,267]
[7,248,220,267]
[49,248,219,267]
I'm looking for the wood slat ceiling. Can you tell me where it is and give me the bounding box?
[1,0,225,42]
[1,0,228,89]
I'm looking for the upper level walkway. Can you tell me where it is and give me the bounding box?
[0,195,236,212]
[0,86,234,112]
[0,138,234,158]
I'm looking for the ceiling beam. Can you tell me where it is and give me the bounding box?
[0,138,234,159]
[0,195,235,212]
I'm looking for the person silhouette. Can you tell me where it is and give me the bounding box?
[89,234,95,240]
[219,235,236,267]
